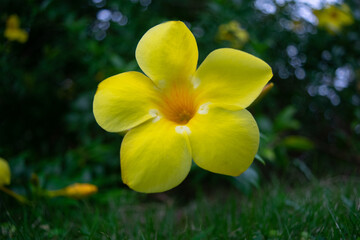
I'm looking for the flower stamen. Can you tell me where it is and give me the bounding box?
[158,83,199,125]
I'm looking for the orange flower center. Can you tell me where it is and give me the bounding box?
[159,83,199,125]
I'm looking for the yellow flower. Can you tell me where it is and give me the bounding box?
[216,20,249,49]
[63,183,98,199]
[46,183,98,199]
[93,21,272,193]
[0,158,11,186]
[313,4,354,34]
[4,15,28,43]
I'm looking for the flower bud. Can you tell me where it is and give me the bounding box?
[63,183,98,199]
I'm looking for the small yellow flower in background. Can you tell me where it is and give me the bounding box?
[48,183,98,199]
[313,4,354,34]
[93,21,272,193]
[0,158,11,186]
[4,14,28,43]
[216,20,249,49]
[63,183,98,199]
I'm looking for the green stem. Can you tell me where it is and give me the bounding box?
[46,189,66,198]
[0,186,31,205]
[251,82,274,106]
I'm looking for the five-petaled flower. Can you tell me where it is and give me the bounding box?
[93,21,272,193]
[313,4,354,34]
[216,20,249,49]
[4,15,28,43]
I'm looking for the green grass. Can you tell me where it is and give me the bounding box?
[1,176,359,239]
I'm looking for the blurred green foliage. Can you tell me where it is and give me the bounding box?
[1,0,360,197]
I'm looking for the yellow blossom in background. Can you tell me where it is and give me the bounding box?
[4,14,28,43]
[63,183,98,199]
[313,4,354,34]
[0,158,11,186]
[48,183,98,199]
[216,20,249,49]
[93,21,272,193]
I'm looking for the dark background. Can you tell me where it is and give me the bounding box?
[1,0,359,198]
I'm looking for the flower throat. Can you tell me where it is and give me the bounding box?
[159,83,198,125]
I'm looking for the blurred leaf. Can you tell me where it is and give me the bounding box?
[274,106,301,132]
[251,40,269,54]
[293,159,314,180]
[110,54,125,69]
[282,136,315,151]
[233,166,259,195]
[262,148,276,162]
[258,117,273,134]
[255,154,266,165]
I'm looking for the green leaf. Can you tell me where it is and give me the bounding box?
[110,55,125,69]
[255,154,266,165]
[233,166,260,195]
[282,136,315,151]
[274,106,301,132]
[262,148,276,162]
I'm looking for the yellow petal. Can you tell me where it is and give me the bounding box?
[6,15,20,29]
[121,118,192,193]
[135,21,198,87]
[187,106,259,176]
[17,29,28,43]
[4,28,21,41]
[194,48,272,109]
[0,158,11,186]
[93,71,160,132]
